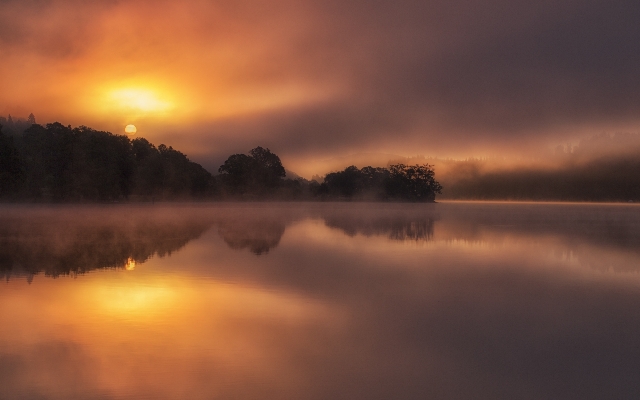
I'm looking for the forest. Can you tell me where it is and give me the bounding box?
[0,121,442,202]
[0,122,213,201]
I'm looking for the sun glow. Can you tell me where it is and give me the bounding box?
[108,88,174,113]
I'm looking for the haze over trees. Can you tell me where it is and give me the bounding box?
[431,132,640,201]
[0,114,35,137]
[215,147,442,201]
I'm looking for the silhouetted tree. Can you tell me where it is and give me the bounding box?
[156,144,214,198]
[218,153,255,194]
[386,164,442,201]
[218,146,286,196]
[321,164,441,201]
[324,166,366,197]
[73,125,135,200]
[249,146,286,182]
[129,139,214,199]
[0,125,23,197]
[2,122,214,201]
[131,137,163,197]
[19,123,60,199]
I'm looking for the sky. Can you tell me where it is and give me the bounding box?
[1,0,640,177]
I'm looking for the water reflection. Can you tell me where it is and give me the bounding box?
[2,203,640,277]
[324,216,435,241]
[0,206,211,280]
[217,218,286,255]
[1,203,640,399]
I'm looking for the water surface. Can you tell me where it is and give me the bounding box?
[1,202,640,399]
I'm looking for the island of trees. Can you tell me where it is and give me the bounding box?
[0,121,442,202]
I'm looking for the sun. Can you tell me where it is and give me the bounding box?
[125,124,137,135]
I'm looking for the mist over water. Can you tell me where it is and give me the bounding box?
[1,202,640,399]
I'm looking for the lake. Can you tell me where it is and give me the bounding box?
[1,202,640,399]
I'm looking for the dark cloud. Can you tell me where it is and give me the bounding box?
[374,1,639,126]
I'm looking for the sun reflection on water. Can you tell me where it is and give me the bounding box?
[125,258,136,271]
[93,285,176,320]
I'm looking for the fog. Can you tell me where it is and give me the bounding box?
[3,202,639,279]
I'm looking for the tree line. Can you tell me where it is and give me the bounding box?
[0,123,213,201]
[0,122,443,202]
[312,164,442,201]
[0,113,35,137]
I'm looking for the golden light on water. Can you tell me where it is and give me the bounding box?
[1,204,640,398]
[94,284,178,321]
[125,258,136,270]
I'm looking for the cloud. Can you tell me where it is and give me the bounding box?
[2,0,640,173]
